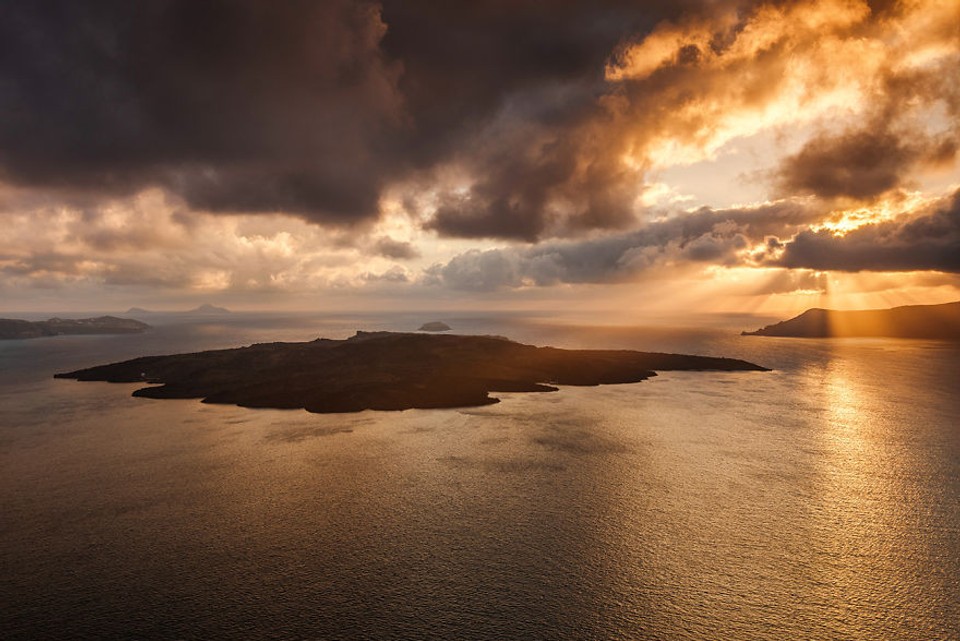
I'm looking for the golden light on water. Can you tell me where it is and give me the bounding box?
[807,352,904,612]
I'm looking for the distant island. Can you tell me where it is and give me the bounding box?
[418,321,451,332]
[55,331,767,413]
[124,304,231,315]
[188,304,231,315]
[742,301,960,339]
[0,316,150,340]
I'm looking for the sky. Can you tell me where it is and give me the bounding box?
[1,0,958,316]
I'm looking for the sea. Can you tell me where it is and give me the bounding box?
[1,312,958,640]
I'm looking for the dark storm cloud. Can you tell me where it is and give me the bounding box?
[409,0,808,243]
[378,0,704,164]
[775,189,960,273]
[427,201,818,290]
[423,126,640,242]
[418,0,957,241]
[381,1,715,241]
[3,0,954,249]
[0,0,403,223]
[0,0,708,233]
[775,127,958,201]
[776,130,920,200]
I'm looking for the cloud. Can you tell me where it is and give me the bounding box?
[4,1,957,229]
[361,265,410,283]
[610,0,959,200]
[386,1,723,241]
[373,237,420,260]
[11,0,896,242]
[0,0,404,224]
[774,129,948,200]
[426,200,819,290]
[772,0,959,201]
[1,0,959,304]
[420,0,959,240]
[748,269,829,295]
[773,189,960,272]
[0,0,709,236]
[0,190,414,292]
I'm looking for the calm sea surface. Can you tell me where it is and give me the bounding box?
[1,313,958,640]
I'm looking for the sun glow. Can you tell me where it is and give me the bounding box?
[676,263,960,318]
[809,192,927,235]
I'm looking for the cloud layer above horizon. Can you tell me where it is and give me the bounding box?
[1,0,958,311]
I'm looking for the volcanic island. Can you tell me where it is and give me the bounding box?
[55,331,768,413]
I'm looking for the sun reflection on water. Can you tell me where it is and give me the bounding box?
[804,344,944,637]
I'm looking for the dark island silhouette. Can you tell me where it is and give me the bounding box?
[188,303,231,315]
[0,316,150,340]
[742,301,960,339]
[55,331,767,413]
[418,321,451,332]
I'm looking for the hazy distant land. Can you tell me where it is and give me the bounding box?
[55,331,767,413]
[0,316,150,340]
[125,303,231,315]
[743,301,960,339]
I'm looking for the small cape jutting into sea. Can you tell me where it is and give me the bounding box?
[55,331,768,414]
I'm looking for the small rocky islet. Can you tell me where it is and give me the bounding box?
[417,321,452,332]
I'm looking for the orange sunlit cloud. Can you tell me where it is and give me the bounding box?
[0,0,958,314]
